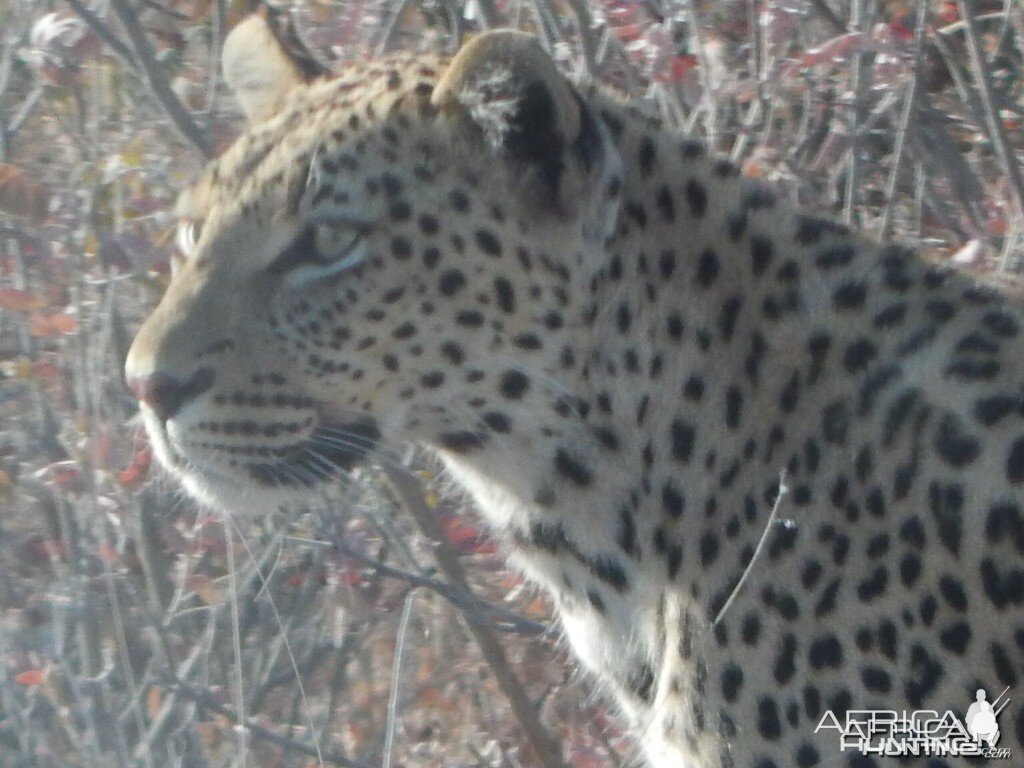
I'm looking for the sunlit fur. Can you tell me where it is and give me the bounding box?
[127,22,1024,767]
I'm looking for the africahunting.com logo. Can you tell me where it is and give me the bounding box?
[815,687,1012,759]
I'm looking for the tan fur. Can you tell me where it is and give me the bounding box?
[127,18,1024,768]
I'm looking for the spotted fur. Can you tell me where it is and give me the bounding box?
[126,17,1024,768]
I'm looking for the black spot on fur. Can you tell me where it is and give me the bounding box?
[662,483,685,518]
[721,665,743,702]
[655,185,675,222]
[696,249,720,287]
[773,634,798,685]
[554,448,592,486]
[986,502,1024,552]
[638,137,656,177]
[498,370,529,399]
[808,634,843,669]
[482,411,511,433]
[438,269,466,296]
[750,237,773,276]
[670,420,696,463]
[588,555,628,591]
[493,276,516,313]
[1008,436,1024,483]
[833,281,867,310]
[438,430,488,452]
[929,481,964,555]
[934,414,981,468]
[617,507,638,555]
[685,179,708,217]
[475,229,502,257]
[757,697,782,740]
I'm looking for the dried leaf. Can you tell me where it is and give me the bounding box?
[0,164,50,222]
[28,312,78,336]
[188,574,219,605]
[38,461,84,493]
[120,138,145,168]
[416,686,457,711]
[146,687,162,719]
[0,288,48,313]
[14,668,46,686]
[437,511,496,555]
[116,448,151,488]
[654,54,697,84]
[31,362,62,380]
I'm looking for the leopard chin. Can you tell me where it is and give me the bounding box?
[143,407,381,511]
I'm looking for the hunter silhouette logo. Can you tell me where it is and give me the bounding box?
[815,686,1012,759]
[965,688,1009,747]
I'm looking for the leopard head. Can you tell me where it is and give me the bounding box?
[124,14,622,511]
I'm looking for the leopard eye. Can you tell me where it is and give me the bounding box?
[273,221,367,286]
[312,223,362,263]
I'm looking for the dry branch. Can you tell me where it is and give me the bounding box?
[955,0,1024,222]
[63,0,138,67]
[384,467,571,768]
[106,0,214,157]
[165,677,373,768]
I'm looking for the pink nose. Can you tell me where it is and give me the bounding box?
[126,368,215,422]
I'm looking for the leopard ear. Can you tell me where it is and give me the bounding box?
[432,31,620,241]
[222,8,328,124]
[431,31,582,176]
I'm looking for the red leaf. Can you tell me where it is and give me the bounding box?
[938,2,959,25]
[437,512,496,556]
[116,448,151,488]
[888,22,913,43]
[0,288,47,312]
[655,54,697,83]
[14,669,45,686]
[28,312,77,337]
[41,461,84,493]
[31,362,62,379]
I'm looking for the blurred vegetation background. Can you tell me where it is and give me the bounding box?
[1,1,1022,767]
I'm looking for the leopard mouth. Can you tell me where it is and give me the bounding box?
[149,412,382,493]
[245,419,382,488]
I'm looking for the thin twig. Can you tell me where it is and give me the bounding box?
[844,0,873,224]
[383,467,570,768]
[63,0,138,67]
[107,0,214,156]
[956,0,1024,231]
[376,0,416,56]
[382,589,417,768]
[473,0,502,28]
[563,0,598,76]
[290,533,547,636]
[204,0,225,116]
[228,523,327,768]
[165,678,374,768]
[880,0,929,238]
[713,471,790,627]
[808,0,847,33]
[225,526,250,768]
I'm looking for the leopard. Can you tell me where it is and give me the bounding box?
[125,11,1024,768]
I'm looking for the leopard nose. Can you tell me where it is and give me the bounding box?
[126,368,216,422]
